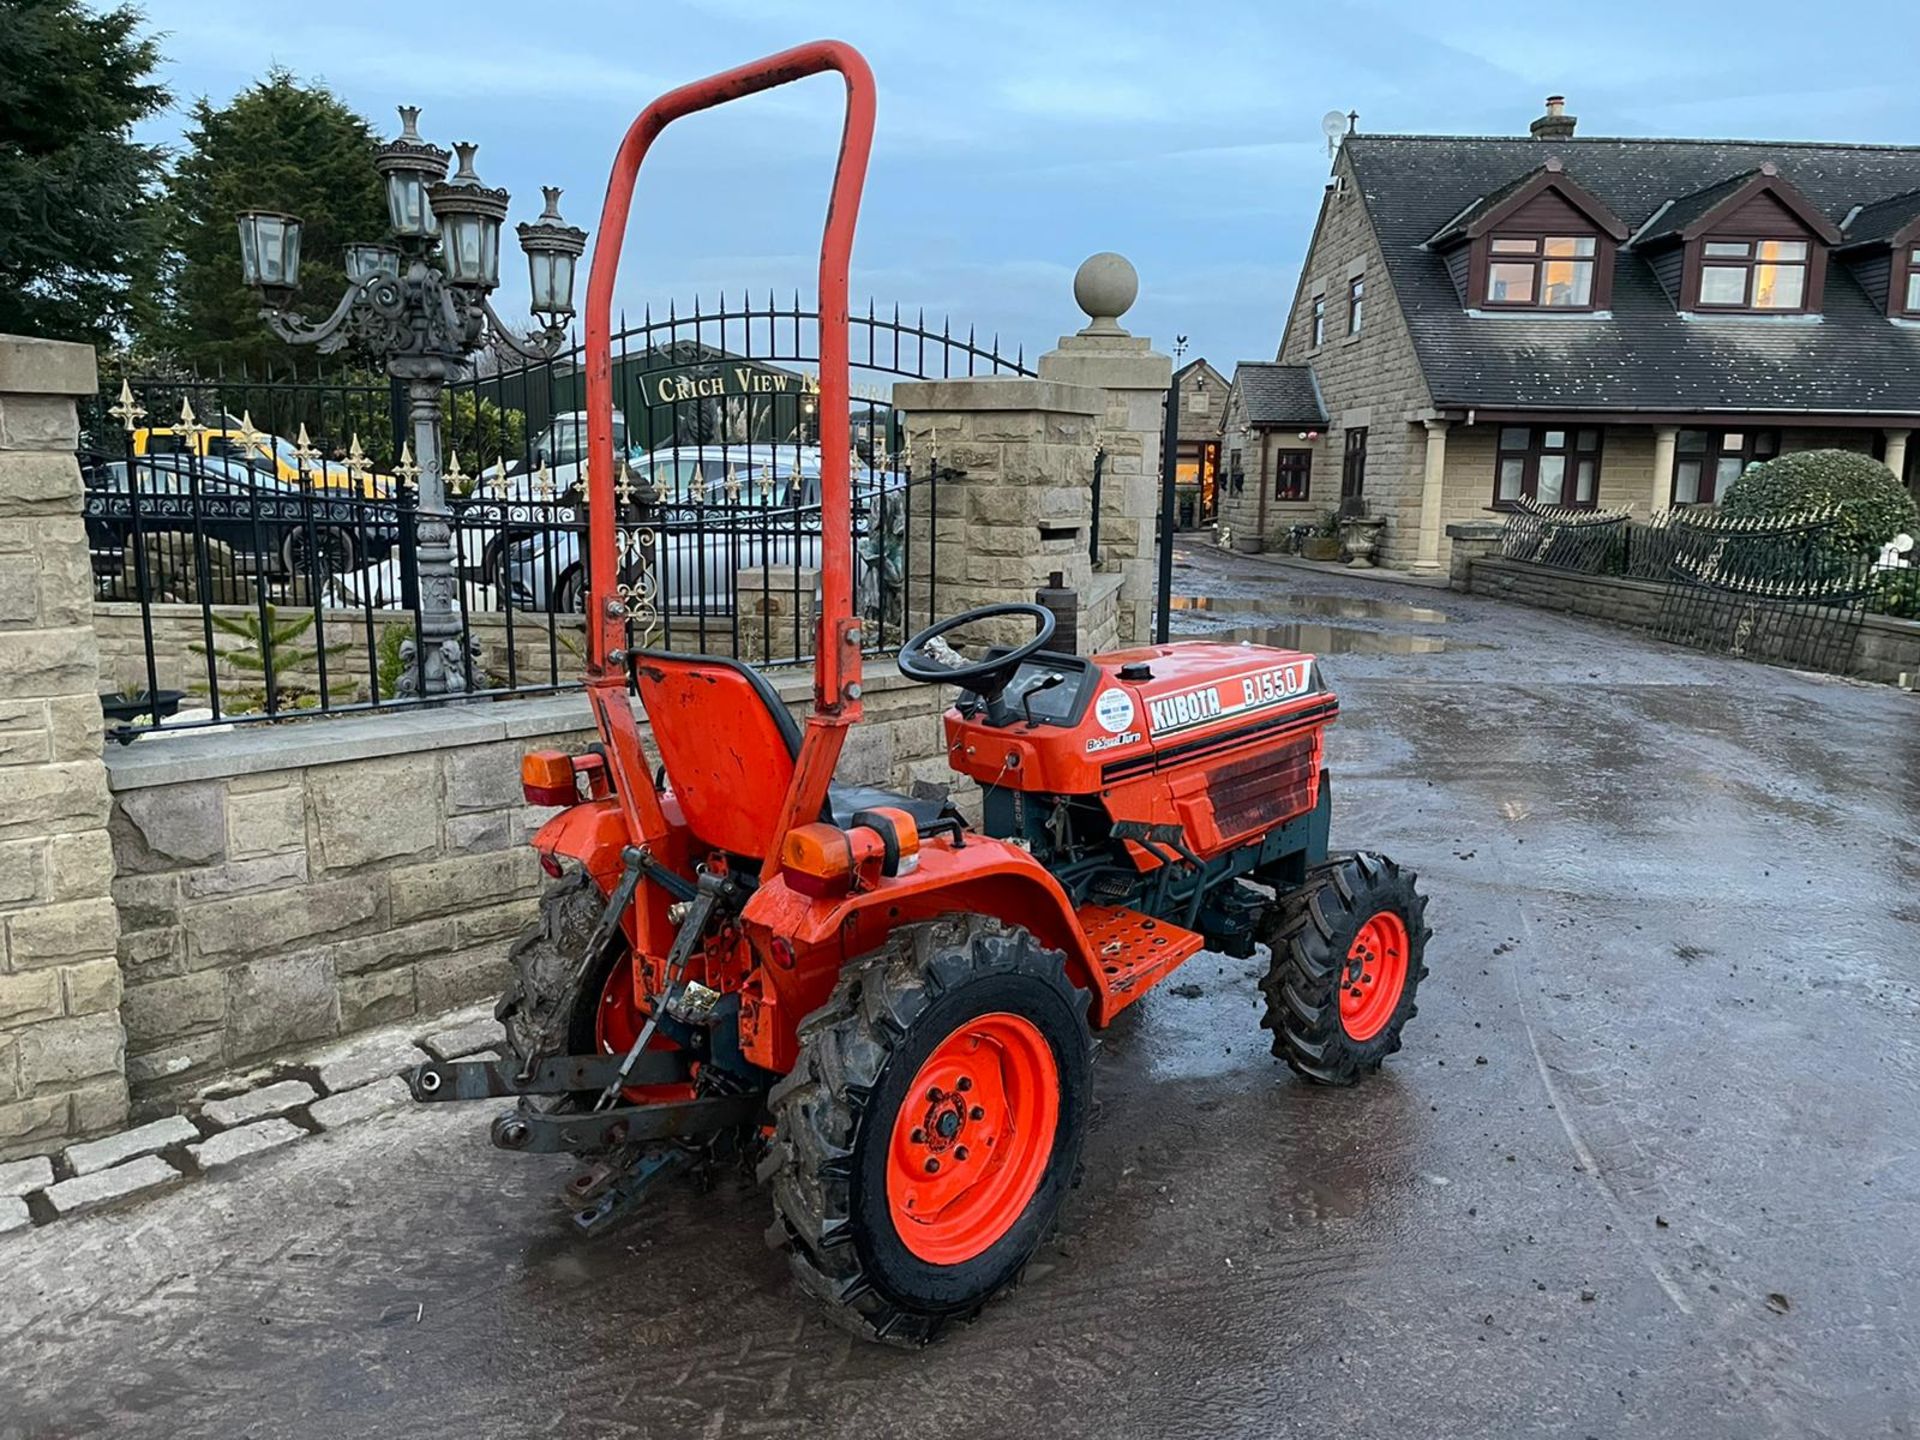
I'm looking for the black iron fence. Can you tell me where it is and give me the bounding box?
[1495,497,1909,673]
[82,298,1031,737]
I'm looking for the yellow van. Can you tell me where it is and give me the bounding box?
[131,425,394,497]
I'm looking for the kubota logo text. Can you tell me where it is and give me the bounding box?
[1148,687,1223,732]
[1147,663,1316,735]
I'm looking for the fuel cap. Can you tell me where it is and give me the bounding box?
[1118,661,1153,681]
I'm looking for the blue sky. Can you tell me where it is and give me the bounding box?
[132,0,1917,371]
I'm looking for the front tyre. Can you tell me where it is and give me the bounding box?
[1259,852,1431,1084]
[760,915,1091,1346]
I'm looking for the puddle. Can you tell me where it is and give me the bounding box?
[1171,594,1449,624]
[1216,622,1458,655]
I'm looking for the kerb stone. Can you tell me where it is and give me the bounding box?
[44,1153,182,1216]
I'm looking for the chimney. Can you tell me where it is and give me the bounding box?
[1530,95,1577,141]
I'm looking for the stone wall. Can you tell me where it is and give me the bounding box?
[102,663,954,1117]
[892,377,1103,643]
[1035,278,1173,646]
[1464,555,1920,685]
[1276,153,1435,569]
[0,336,128,1160]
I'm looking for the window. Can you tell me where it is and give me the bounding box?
[1485,235,1597,308]
[1310,295,1326,347]
[1274,450,1311,501]
[1341,427,1368,502]
[1347,276,1365,336]
[1695,238,1809,311]
[1229,447,1244,493]
[1672,429,1778,505]
[1906,246,1920,314]
[1493,426,1602,508]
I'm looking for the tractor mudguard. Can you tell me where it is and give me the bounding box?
[530,797,630,893]
[735,835,1106,1073]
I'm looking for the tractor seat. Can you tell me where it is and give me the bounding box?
[826,783,955,833]
[631,649,962,861]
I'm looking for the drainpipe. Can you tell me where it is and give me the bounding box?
[1253,428,1270,545]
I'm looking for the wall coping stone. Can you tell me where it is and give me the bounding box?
[0,334,98,398]
[892,377,1102,415]
[102,659,924,792]
[1445,520,1506,541]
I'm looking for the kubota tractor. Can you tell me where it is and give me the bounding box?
[405,40,1431,1345]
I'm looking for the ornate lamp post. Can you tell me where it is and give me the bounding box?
[234,105,587,695]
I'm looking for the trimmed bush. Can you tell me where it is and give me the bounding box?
[1721,449,1918,555]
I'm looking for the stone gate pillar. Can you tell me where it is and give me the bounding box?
[1037,254,1172,646]
[0,336,127,1159]
[890,376,1102,647]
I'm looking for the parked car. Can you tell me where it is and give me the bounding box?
[498,445,897,613]
[458,411,643,589]
[132,422,395,497]
[85,456,403,593]
[468,411,640,502]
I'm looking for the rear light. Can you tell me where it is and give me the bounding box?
[521,749,581,807]
[780,823,855,898]
[780,809,922,898]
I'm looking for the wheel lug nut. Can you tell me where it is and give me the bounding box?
[969,1106,985,1121]
[926,1087,944,1102]
[910,1128,925,1144]
[954,1146,969,1161]
[924,1157,940,1174]
[956,1076,972,1092]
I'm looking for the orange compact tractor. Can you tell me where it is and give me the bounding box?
[406,41,1431,1344]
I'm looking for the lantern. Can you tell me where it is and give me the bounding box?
[428,143,509,290]
[516,187,587,320]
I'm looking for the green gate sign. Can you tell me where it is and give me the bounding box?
[642,364,820,407]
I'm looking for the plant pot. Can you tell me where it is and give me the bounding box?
[1303,536,1343,562]
[1338,516,1388,568]
[100,689,186,723]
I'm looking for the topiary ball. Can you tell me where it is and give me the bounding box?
[1720,448,1918,555]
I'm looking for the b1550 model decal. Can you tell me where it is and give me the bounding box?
[1146,661,1314,736]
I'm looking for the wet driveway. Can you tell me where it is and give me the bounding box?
[5,546,1918,1439]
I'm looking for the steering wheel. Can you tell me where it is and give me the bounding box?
[896,602,1057,704]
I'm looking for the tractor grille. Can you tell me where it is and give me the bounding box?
[1206,735,1319,837]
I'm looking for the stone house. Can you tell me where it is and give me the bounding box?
[1227,97,1920,570]
[1215,363,1326,550]
[1169,358,1229,528]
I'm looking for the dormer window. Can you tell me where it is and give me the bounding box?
[1424,159,1628,315]
[1635,166,1839,316]
[1905,246,1920,314]
[1486,235,1597,307]
[1697,238,1810,310]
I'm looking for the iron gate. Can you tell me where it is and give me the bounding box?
[80,296,1033,735]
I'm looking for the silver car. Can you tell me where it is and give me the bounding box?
[501,445,900,615]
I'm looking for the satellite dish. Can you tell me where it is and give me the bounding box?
[1322,109,1347,157]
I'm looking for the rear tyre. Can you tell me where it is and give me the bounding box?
[496,870,687,1113]
[760,915,1091,1346]
[1258,852,1431,1085]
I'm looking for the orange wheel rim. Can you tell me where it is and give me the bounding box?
[595,953,643,1056]
[1339,910,1409,1042]
[595,953,692,1104]
[886,1012,1059,1266]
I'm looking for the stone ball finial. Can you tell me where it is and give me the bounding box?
[1073,252,1138,335]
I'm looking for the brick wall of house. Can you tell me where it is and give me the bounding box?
[1276,153,1435,568]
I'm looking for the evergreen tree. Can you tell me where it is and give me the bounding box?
[0,0,169,348]
[149,69,386,376]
